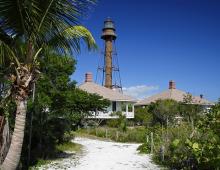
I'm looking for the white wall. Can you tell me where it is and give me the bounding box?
[87,101,135,119]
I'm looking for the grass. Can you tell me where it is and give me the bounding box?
[30,141,82,169]
[76,126,148,143]
[56,141,82,152]
[75,131,113,141]
[30,159,53,169]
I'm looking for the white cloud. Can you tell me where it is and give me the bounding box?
[123,85,159,99]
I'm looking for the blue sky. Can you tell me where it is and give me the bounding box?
[71,0,220,102]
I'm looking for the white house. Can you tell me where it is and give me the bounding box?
[79,73,136,119]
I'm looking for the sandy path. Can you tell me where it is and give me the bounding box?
[38,137,160,170]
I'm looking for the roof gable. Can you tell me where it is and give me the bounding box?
[136,89,213,106]
[79,82,136,102]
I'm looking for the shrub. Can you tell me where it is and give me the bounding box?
[145,104,220,170]
[106,119,119,128]
[134,107,153,126]
[137,142,151,154]
[106,112,127,132]
[63,131,75,142]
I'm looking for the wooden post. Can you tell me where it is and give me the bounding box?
[105,129,108,138]
[116,131,119,141]
[146,134,149,143]
[151,132,154,154]
[177,125,180,138]
[162,123,165,143]
[166,118,168,142]
[191,119,194,130]
[160,145,165,161]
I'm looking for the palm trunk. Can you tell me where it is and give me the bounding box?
[1,64,34,169]
[1,99,27,170]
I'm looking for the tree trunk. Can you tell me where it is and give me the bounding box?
[1,100,27,170]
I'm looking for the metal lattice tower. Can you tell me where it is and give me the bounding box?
[95,18,122,92]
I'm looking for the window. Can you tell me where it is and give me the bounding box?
[128,104,133,112]
[112,101,117,112]
[121,102,126,112]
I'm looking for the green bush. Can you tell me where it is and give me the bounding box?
[106,119,119,128]
[137,142,151,154]
[140,104,220,170]
[63,131,75,142]
[134,106,153,126]
[106,112,127,132]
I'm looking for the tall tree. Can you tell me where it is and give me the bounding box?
[149,99,179,125]
[20,54,109,168]
[0,0,96,169]
[134,107,153,126]
[181,93,203,125]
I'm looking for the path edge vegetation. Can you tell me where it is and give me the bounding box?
[0,0,97,169]
[30,141,83,169]
[75,100,220,169]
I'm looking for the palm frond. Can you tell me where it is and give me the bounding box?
[0,0,97,62]
[32,0,96,39]
[0,40,20,67]
[37,0,55,32]
[0,0,30,37]
[47,26,97,55]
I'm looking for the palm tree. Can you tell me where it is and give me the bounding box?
[0,0,96,169]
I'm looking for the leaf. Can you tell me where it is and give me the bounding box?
[185,139,192,147]
[33,48,42,62]
[172,139,180,147]
[192,142,199,151]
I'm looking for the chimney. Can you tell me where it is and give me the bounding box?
[85,72,93,82]
[169,80,176,89]
[200,94,203,99]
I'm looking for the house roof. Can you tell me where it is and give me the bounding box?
[79,82,136,102]
[136,82,214,106]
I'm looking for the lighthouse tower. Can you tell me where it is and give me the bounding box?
[96,18,122,91]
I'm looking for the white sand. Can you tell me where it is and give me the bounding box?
[38,137,160,170]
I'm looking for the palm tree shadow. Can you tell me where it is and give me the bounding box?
[56,151,75,159]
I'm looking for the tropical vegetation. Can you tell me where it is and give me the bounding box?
[79,98,220,169]
[137,99,220,169]
[20,54,109,168]
[77,126,147,143]
[0,0,219,170]
[0,0,99,169]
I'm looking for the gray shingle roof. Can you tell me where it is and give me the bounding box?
[79,82,136,102]
[136,89,213,106]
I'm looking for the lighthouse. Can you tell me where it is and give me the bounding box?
[101,18,117,89]
[96,18,122,91]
